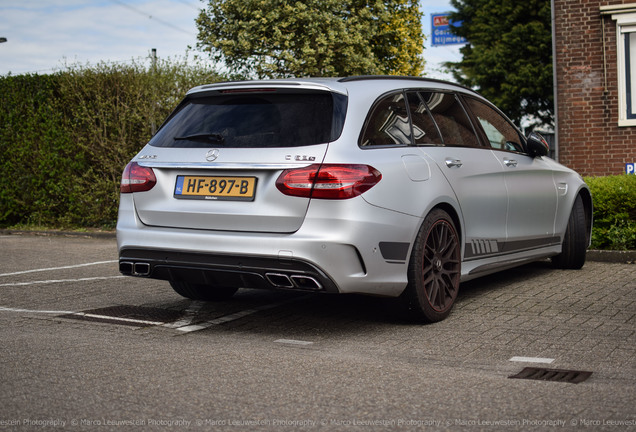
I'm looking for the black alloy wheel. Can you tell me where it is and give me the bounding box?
[403,209,461,323]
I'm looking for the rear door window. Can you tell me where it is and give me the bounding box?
[407,91,443,145]
[150,91,344,148]
[419,92,481,148]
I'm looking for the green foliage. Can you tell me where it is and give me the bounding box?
[0,73,72,226]
[447,0,553,127]
[0,59,224,228]
[585,175,636,250]
[196,0,424,78]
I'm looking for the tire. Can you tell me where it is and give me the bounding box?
[552,194,587,269]
[402,209,461,323]
[169,281,238,301]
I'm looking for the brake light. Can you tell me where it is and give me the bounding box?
[276,164,382,199]
[120,162,156,193]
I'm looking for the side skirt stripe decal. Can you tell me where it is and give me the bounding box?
[464,236,560,260]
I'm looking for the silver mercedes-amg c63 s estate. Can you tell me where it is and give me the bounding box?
[117,76,592,322]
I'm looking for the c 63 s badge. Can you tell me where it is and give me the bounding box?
[286,155,316,161]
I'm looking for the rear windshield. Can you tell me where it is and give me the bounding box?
[149,90,346,148]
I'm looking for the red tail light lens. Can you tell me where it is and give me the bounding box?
[276,164,382,199]
[120,162,156,193]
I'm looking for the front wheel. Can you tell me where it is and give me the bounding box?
[402,209,461,323]
[169,281,238,301]
[552,194,587,269]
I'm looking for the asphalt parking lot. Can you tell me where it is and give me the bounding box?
[0,233,634,431]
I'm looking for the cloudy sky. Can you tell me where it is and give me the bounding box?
[0,0,463,79]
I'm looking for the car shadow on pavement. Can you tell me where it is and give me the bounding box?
[133,260,559,335]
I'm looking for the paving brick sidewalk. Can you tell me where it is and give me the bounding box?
[400,260,636,373]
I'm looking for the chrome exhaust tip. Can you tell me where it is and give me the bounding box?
[119,261,134,275]
[265,273,294,288]
[133,262,151,276]
[290,275,322,290]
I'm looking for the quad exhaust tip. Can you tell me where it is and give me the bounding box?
[266,273,322,291]
[119,261,151,277]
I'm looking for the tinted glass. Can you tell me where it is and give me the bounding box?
[360,92,412,147]
[463,97,524,152]
[150,91,341,148]
[419,92,480,147]
[407,92,443,145]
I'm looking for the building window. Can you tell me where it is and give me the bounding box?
[610,10,636,126]
[623,31,636,121]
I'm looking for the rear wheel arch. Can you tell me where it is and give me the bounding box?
[430,202,463,248]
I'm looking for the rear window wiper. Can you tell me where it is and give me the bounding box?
[174,133,225,143]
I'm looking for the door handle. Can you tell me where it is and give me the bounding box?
[445,158,463,168]
[503,158,518,167]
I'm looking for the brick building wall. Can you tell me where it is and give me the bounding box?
[554,0,635,176]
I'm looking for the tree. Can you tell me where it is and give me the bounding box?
[195,0,424,78]
[446,0,553,127]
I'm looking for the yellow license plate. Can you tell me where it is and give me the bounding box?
[174,176,257,201]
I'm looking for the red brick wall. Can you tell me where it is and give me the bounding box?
[554,0,636,176]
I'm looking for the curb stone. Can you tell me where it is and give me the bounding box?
[0,229,116,239]
[585,249,636,264]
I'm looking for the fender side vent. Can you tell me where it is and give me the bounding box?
[508,367,592,384]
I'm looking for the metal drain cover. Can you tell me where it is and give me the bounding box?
[60,306,185,327]
[509,367,592,384]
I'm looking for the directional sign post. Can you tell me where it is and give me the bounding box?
[431,13,467,46]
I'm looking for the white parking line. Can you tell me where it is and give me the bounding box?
[163,301,205,328]
[0,260,118,277]
[77,313,164,326]
[0,306,75,314]
[175,295,310,333]
[0,306,163,326]
[275,339,314,346]
[509,356,555,364]
[1,294,311,331]
[0,301,289,331]
[175,308,269,332]
[0,276,126,287]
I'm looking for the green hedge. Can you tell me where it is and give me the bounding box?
[585,175,636,251]
[0,60,225,228]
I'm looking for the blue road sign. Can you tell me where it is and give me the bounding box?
[627,162,635,174]
[431,13,467,46]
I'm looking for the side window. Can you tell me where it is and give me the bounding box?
[360,92,411,147]
[463,97,524,153]
[407,92,443,145]
[610,13,636,126]
[419,92,481,147]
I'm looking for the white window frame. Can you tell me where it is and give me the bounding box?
[612,11,636,127]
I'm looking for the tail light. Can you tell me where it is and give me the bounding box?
[276,164,382,199]
[120,162,156,193]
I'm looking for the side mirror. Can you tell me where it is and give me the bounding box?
[526,132,550,158]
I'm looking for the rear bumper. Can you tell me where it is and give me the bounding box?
[117,194,420,297]
[119,248,338,293]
